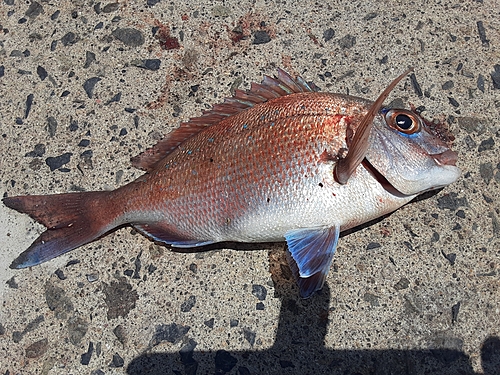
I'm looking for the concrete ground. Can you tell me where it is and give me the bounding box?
[1,0,499,374]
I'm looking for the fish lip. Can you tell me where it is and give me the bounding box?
[431,150,458,166]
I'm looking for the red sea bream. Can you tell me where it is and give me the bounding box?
[3,69,460,297]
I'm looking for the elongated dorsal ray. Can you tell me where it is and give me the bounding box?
[334,68,414,185]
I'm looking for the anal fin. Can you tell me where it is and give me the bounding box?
[284,226,340,298]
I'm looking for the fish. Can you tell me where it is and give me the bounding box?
[3,68,460,298]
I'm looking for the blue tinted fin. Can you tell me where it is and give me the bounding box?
[284,226,340,298]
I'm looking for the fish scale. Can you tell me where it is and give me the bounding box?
[3,69,460,298]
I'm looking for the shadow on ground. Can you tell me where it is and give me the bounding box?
[127,282,500,375]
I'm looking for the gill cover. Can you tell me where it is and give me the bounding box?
[365,109,460,195]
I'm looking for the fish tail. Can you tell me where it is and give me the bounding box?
[3,191,119,269]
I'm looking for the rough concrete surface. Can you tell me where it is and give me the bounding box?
[0,0,499,374]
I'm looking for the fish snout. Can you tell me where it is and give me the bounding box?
[432,149,458,166]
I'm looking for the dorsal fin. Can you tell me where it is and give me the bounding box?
[131,69,317,172]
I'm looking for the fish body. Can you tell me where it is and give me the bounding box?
[3,69,460,297]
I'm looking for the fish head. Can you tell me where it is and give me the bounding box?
[364,108,461,196]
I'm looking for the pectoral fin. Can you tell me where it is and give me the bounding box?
[284,225,340,298]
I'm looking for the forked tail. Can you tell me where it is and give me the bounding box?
[3,191,119,269]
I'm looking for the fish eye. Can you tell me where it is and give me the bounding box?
[385,109,420,134]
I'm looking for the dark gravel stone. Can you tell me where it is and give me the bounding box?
[143,59,161,70]
[150,323,190,346]
[54,268,66,280]
[110,353,124,367]
[45,152,72,171]
[68,315,89,345]
[147,0,161,5]
[37,65,47,80]
[80,341,94,365]
[13,315,44,343]
[252,30,271,44]
[84,51,96,68]
[102,277,138,319]
[7,276,18,288]
[215,350,238,372]
[25,93,33,118]
[25,1,43,18]
[0,65,4,78]
[480,162,494,184]
[490,64,500,89]
[457,116,485,134]
[456,209,465,218]
[113,325,127,345]
[477,74,485,92]
[5,0,15,5]
[91,369,105,375]
[133,250,142,279]
[437,192,468,210]
[66,259,80,267]
[0,322,5,335]
[102,2,119,12]
[366,242,381,250]
[409,73,423,97]
[50,10,60,21]
[452,301,461,324]
[25,143,46,157]
[61,32,78,46]
[243,328,256,346]
[442,80,454,90]
[394,277,410,290]
[50,40,57,51]
[238,366,251,375]
[338,34,356,49]
[478,137,495,152]
[78,139,90,147]
[47,116,57,137]
[106,92,122,105]
[230,319,239,327]
[477,21,489,47]
[364,12,378,21]
[363,292,380,307]
[256,302,264,310]
[442,251,457,266]
[83,77,101,98]
[323,28,335,42]
[180,295,196,312]
[25,338,48,358]
[251,284,267,301]
[448,96,460,107]
[112,28,145,47]
[204,318,214,328]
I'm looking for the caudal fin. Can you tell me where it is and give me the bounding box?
[3,191,117,269]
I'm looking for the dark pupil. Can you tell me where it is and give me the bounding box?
[395,114,413,130]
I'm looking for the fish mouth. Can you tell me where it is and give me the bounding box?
[431,150,458,166]
[362,159,409,198]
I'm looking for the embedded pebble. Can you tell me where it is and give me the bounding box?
[83,77,101,98]
[491,64,500,89]
[437,192,468,210]
[102,278,138,319]
[251,284,267,301]
[150,323,190,346]
[478,137,495,152]
[37,65,47,80]
[181,295,196,312]
[452,302,461,324]
[61,32,78,46]
[25,1,43,18]
[394,277,410,290]
[323,28,335,42]
[338,34,356,49]
[45,152,72,171]
[80,342,94,365]
[25,338,48,358]
[67,315,89,345]
[253,31,271,45]
[110,353,124,367]
[84,51,96,68]
[409,73,423,97]
[112,28,145,47]
[477,21,489,47]
[243,328,256,345]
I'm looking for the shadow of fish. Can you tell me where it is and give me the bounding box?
[3,69,460,298]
